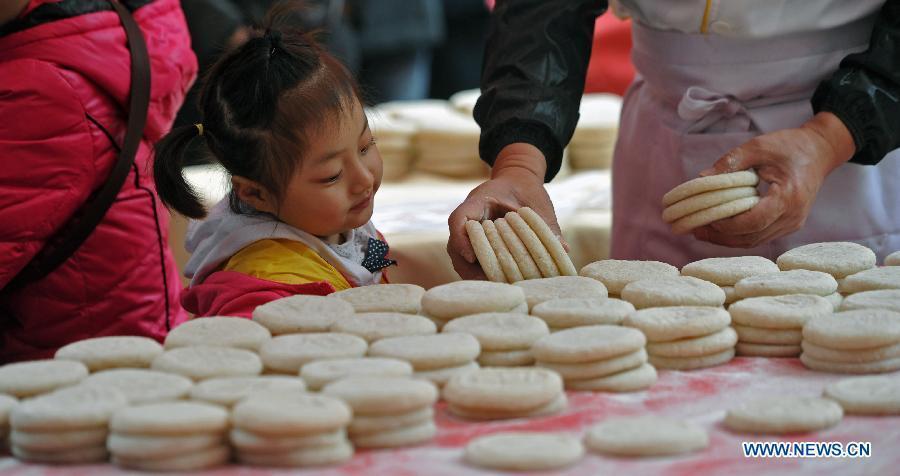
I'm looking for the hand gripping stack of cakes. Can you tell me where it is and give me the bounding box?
[661,170,760,235]
[109,401,230,471]
[443,367,566,420]
[323,377,438,448]
[533,326,655,391]
[230,390,353,467]
[466,207,578,283]
[442,312,550,367]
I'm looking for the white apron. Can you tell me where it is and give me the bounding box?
[611,14,900,267]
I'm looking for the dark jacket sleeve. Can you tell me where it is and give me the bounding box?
[474,0,607,182]
[812,0,900,166]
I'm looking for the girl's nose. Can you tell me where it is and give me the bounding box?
[349,157,374,194]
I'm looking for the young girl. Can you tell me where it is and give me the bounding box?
[154,11,394,318]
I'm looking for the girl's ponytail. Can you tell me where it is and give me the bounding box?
[152,124,206,219]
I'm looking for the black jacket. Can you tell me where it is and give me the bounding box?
[474,0,900,182]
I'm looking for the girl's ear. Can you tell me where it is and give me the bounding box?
[232,176,277,214]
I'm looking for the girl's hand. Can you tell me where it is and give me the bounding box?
[447,143,565,279]
[692,112,856,248]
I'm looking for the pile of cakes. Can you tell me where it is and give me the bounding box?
[801,309,900,374]
[567,94,622,170]
[323,377,438,448]
[231,391,353,467]
[11,386,126,465]
[729,295,832,358]
[252,295,357,334]
[533,325,655,391]
[366,108,417,181]
[733,269,841,310]
[530,297,635,332]
[300,357,413,391]
[379,100,487,178]
[368,333,481,387]
[625,307,735,370]
[330,312,436,343]
[420,280,527,328]
[514,276,608,311]
[444,367,566,420]
[775,241,879,310]
[259,333,367,375]
[332,283,425,314]
[681,256,779,306]
[109,401,230,471]
[442,312,549,367]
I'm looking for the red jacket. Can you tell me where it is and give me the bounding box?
[181,271,338,319]
[0,0,196,362]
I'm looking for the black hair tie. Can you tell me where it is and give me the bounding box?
[264,29,282,57]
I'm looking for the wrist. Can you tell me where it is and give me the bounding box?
[804,112,856,173]
[491,143,547,182]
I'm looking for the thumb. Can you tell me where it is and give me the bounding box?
[700,146,753,177]
[448,198,489,264]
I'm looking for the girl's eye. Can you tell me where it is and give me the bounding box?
[360,138,377,155]
[324,172,341,183]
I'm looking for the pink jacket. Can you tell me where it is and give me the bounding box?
[0,0,196,362]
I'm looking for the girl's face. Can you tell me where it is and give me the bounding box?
[279,101,383,237]
[235,100,383,238]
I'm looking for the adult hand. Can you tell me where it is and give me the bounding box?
[692,112,856,248]
[447,143,566,279]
